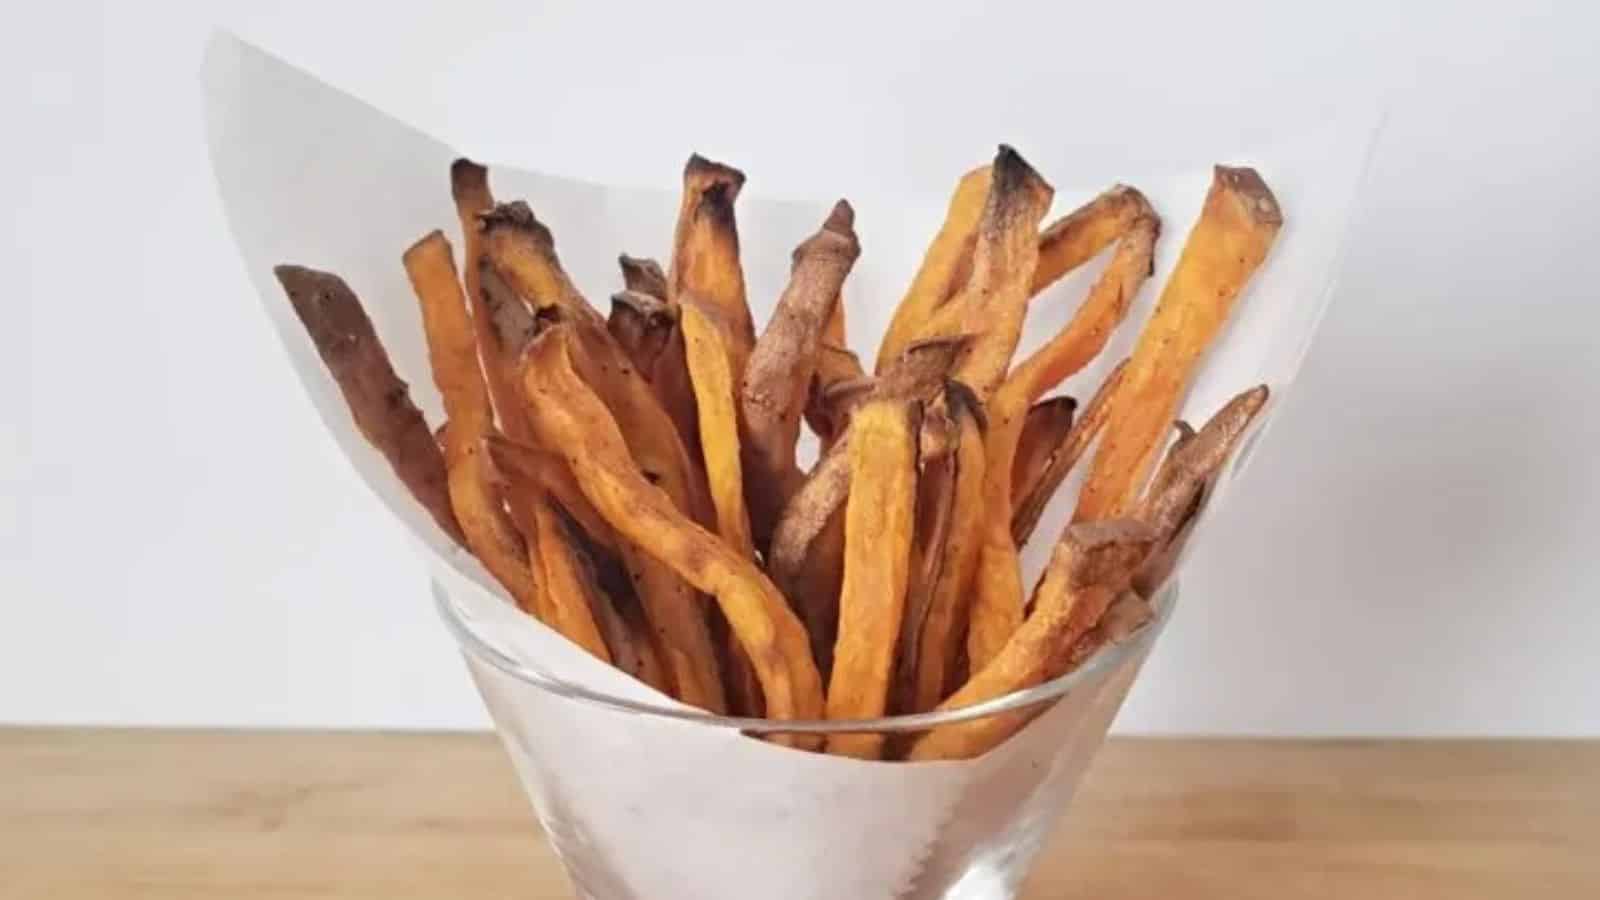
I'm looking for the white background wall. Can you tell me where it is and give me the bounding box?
[4,0,1596,735]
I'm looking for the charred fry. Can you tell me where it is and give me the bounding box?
[741,201,861,543]
[1011,397,1077,508]
[276,265,463,545]
[670,155,754,363]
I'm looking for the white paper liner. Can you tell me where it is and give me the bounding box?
[203,32,1377,899]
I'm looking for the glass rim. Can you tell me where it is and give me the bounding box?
[434,579,1176,735]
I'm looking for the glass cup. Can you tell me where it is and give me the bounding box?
[436,579,1176,900]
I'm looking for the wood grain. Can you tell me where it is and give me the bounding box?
[2,730,1596,898]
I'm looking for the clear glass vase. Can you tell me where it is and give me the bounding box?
[437,579,1175,900]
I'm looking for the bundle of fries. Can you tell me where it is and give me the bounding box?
[276,146,1279,761]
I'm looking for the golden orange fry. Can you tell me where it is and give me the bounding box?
[1032,184,1155,294]
[275,265,463,546]
[826,398,921,759]
[1010,397,1077,509]
[1075,166,1281,521]
[876,164,993,372]
[670,154,754,364]
[619,253,669,300]
[741,201,860,544]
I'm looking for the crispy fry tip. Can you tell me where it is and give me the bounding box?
[1214,165,1282,225]
[684,153,747,190]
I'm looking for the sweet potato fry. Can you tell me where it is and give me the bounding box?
[1075,166,1281,520]
[488,438,677,696]
[480,201,597,320]
[964,211,1158,665]
[449,159,531,440]
[947,146,1055,398]
[680,298,755,556]
[876,164,993,372]
[1010,397,1077,511]
[805,343,866,446]
[526,494,613,662]
[905,383,989,713]
[1033,185,1154,294]
[766,333,973,664]
[483,202,712,525]
[1011,358,1128,545]
[519,328,822,732]
[607,290,676,375]
[404,231,492,445]
[766,438,852,674]
[485,438,615,549]
[670,155,754,363]
[892,407,957,715]
[1131,385,1269,595]
[443,429,543,618]
[1045,589,1155,677]
[608,290,701,459]
[908,520,1155,761]
[918,184,1156,343]
[275,265,464,546]
[741,201,860,543]
[674,294,768,713]
[401,231,550,625]
[826,398,921,759]
[619,253,669,300]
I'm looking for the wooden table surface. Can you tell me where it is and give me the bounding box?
[3,730,1596,898]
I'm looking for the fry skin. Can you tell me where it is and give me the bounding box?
[443,430,543,618]
[526,494,614,662]
[449,159,533,440]
[741,201,860,544]
[482,200,713,529]
[1132,385,1269,595]
[908,520,1155,761]
[402,231,551,623]
[1011,359,1129,545]
[275,265,464,546]
[766,334,973,667]
[619,253,669,300]
[948,146,1055,399]
[876,164,993,372]
[1075,166,1281,520]
[1033,184,1155,295]
[917,184,1156,344]
[519,328,822,733]
[904,382,989,713]
[670,155,754,364]
[1011,397,1077,509]
[826,399,921,759]
[805,342,866,446]
[680,296,766,715]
